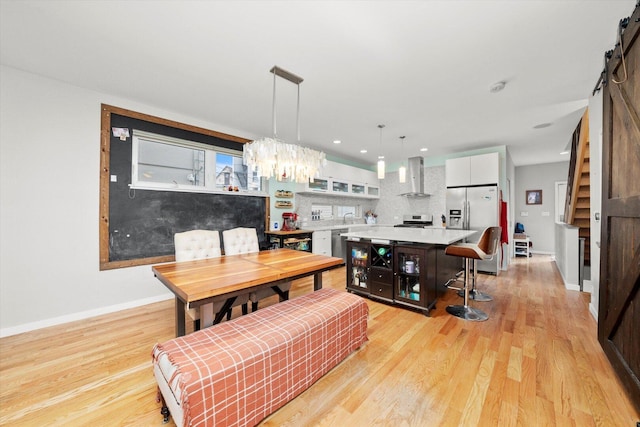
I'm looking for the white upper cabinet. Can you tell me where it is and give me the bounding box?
[445,157,471,187]
[298,160,380,198]
[446,152,499,187]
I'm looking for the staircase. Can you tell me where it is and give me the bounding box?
[564,110,591,265]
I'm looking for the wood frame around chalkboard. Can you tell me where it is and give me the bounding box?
[99,104,270,270]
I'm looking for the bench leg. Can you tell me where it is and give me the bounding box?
[156,388,170,424]
[161,405,170,424]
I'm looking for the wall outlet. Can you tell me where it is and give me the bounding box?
[110,175,117,182]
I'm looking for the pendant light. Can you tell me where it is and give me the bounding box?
[398,136,406,183]
[377,124,385,179]
[243,66,326,183]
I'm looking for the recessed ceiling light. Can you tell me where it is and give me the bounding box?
[489,81,506,93]
[533,123,552,129]
[333,140,341,144]
[360,149,367,153]
[420,147,428,152]
[560,150,569,155]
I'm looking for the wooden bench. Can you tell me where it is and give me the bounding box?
[152,288,369,427]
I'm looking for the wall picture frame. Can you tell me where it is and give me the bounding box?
[526,189,542,205]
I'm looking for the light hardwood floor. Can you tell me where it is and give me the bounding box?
[1,255,638,426]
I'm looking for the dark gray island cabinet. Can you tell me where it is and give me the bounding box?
[343,227,477,316]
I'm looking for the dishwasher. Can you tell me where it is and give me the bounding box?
[331,228,348,261]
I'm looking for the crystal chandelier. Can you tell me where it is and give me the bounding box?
[243,66,326,184]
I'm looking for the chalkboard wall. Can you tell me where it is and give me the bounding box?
[107,112,266,263]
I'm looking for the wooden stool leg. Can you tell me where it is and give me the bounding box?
[446,257,489,321]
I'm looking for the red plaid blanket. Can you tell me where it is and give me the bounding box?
[153,288,368,427]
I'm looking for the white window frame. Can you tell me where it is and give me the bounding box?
[131,130,265,195]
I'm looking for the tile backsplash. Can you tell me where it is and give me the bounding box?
[292,165,446,227]
[374,166,446,225]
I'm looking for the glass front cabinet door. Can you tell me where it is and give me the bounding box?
[332,179,349,194]
[394,244,437,314]
[306,177,329,192]
[347,241,370,294]
[351,183,366,196]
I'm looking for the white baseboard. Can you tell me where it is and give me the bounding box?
[589,303,598,321]
[0,293,174,338]
[553,259,580,291]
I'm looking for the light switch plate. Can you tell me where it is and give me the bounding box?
[542,211,550,216]
[110,175,117,182]
[520,211,528,217]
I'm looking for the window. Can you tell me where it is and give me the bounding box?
[215,153,261,191]
[336,205,360,219]
[131,130,261,192]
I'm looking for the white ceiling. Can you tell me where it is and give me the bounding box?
[1,0,634,168]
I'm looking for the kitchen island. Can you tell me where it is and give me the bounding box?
[341,227,477,315]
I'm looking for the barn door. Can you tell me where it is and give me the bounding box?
[599,5,640,413]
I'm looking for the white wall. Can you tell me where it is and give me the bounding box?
[0,66,253,336]
[514,161,570,253]
[554,223,581,290]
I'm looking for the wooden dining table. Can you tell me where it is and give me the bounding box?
[152,248,344,336]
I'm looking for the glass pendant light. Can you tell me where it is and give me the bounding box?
[377,124,385,179]
[243,66,326,183]
[398,136,406,183]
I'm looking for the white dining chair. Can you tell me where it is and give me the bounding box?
[174,230,248,330]
[222,227,291,311]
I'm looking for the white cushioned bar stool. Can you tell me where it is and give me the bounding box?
[444,226,501,321]
[174,230,249,330]
[222,227,291,312]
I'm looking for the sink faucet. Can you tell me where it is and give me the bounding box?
[343,212,355,224]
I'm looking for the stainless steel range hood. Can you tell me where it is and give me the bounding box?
[399,156,430,197]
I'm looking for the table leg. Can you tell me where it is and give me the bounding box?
[313,272,323,291]
[175,297,186,337]
[213,297,237,325]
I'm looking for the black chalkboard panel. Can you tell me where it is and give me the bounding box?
[107,112,266,263]
[109,189,266,261]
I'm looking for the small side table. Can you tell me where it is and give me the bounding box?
[514,236,530,257]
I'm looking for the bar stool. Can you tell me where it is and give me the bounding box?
[457,251,493,302]
[444,226,501,321]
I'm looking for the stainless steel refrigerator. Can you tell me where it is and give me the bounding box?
[446,184,500,274]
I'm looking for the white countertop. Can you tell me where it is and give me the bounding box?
[302,223,391,231]
[340,226,478,245]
